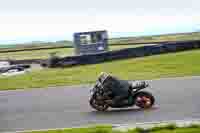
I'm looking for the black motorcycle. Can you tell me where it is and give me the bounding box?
[89,75,155,111]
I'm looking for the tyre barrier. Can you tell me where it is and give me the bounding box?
[8,59,45,65]
[57,40,200,67]
[4,40,200,68]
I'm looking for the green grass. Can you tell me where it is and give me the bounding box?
[149,125,200,133]
[0,49,200,90]
[26,126,114,133]
[24,124,200,133]
[0,44,151,60]
[109,32,200,45]
[0,47,74,60]
[151,128,200,133]
[0,41,73,52]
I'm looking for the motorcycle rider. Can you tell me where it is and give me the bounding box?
[98,72,147,107]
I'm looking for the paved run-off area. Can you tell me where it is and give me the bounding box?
[0,76,200,132]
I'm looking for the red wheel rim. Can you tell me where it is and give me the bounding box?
[136,96,152,108]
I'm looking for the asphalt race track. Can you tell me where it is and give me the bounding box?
[0,77,200,132]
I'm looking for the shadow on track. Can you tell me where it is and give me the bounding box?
[88,107,158,116]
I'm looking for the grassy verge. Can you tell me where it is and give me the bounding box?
[26,126,113,133]
[0,49,200,90]
[24,124,200,133]
[0,44,154,60]
[109,32,200,45]
[0,47,74,60]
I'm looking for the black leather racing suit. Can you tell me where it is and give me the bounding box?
[102,75,131,106]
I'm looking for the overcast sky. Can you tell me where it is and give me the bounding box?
[0,0,200,44]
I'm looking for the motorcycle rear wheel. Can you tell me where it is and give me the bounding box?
[134,91,155,109]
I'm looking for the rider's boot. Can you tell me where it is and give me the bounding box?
[131,81,147,89]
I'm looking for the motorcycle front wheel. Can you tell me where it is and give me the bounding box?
[134,91,155,109]
[89,95,109,111]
